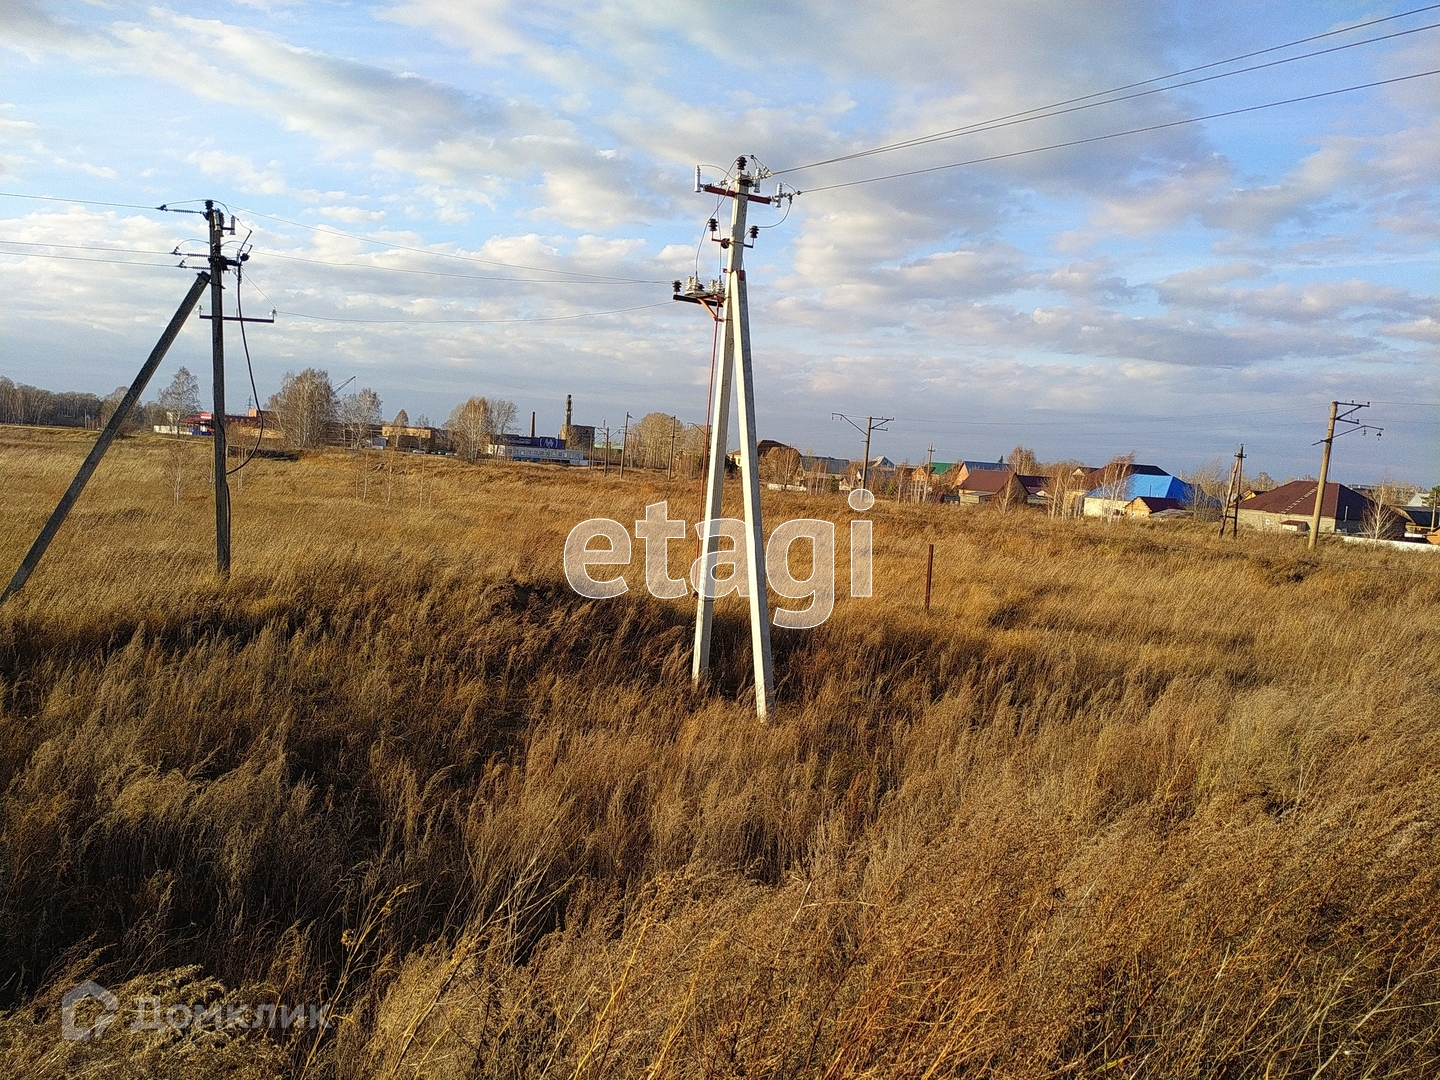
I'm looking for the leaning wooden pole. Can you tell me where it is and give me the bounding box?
[0,271,211,605]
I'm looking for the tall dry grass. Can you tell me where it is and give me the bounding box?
[1,423,1438,1078]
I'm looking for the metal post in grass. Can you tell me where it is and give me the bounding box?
[1,272,211,604]
[925,543,934,614]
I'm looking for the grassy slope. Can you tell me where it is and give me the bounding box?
[1,425,1437,1079]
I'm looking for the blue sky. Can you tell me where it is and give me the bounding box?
[2,1,1436,483]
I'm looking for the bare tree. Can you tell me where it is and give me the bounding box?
[1183,458,1227,522]
[446,397,493,464]
[759,446,802,488]
[1047,462,1084,518]
[1362,482,1401,539]
[490,399,517,438]
[98,386,143,436]
[1095,454,1136,520]
[1007,445,1040,475]
[339,388,383,449]
[157,366,201,429]
[267,368,337,449]
[635,412,691,470]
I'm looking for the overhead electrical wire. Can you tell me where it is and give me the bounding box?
[231,205,667,284]
[252,248,648,286]
[0,239,177,256]
[0,191,669,285]
[892,405,1331,429]
[274,300,674,325]
[795,69,1440,194]
[784,20,1439,172]
[0,244,685,326]
[0,191,177,212]
[0,248,181,269]
[0,238,658,287]
[776,3,1440,176]
[226,255,266,476]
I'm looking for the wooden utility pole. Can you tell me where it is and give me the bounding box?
[619,412,631,479]
[601,422,610,476]
[1219,443,1245,538]
[833,412,893,493]
[206,201,232,576]
[1307,401,1373,550]
[668,416,678,480]
[1,273,211,604]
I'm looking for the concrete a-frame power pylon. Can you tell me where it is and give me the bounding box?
[674,157,785,718]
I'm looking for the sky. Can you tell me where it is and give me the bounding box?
[2,0,1437,484]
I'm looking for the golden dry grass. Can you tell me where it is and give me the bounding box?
[1,423,1438,1079]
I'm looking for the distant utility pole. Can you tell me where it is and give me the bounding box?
[833,413,892,492]
[619,412,632,479]
[668,416,679,480]
[601,421,610,476]
[1307,401,1377,550]
[923,443,935,503]
[674,155,792,718]
[1219,443,1245,539]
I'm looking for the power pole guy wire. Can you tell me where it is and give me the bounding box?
[1,272,212,604]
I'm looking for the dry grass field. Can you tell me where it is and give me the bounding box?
[1,423,1438,1079]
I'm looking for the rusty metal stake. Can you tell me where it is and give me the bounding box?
[924,543,934,614]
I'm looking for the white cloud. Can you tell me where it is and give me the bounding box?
[187,151,290,196]
[318,205,386,223]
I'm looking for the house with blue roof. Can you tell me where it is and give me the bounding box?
[1082,465,1201,517]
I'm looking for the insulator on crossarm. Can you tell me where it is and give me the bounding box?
[694,166,701,193]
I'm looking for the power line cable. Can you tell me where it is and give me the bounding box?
[230,205,667,284]
[253,248,649,286]
[797,69,1440,194]
[0,191,180,212]
[226,257,266,476]
[0,239,179,256]
[0,191,670,284]
[275,300,674,325]
[0,249,181,269]
[0,238,661,287]
[775,4,1440,175]
[788,21,1437,173]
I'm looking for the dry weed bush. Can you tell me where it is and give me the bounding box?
[1,425,1437,1078]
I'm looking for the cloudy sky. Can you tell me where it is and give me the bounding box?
[2,1,1436,482]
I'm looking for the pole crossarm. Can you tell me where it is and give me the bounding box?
[1311,401,1382,444]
